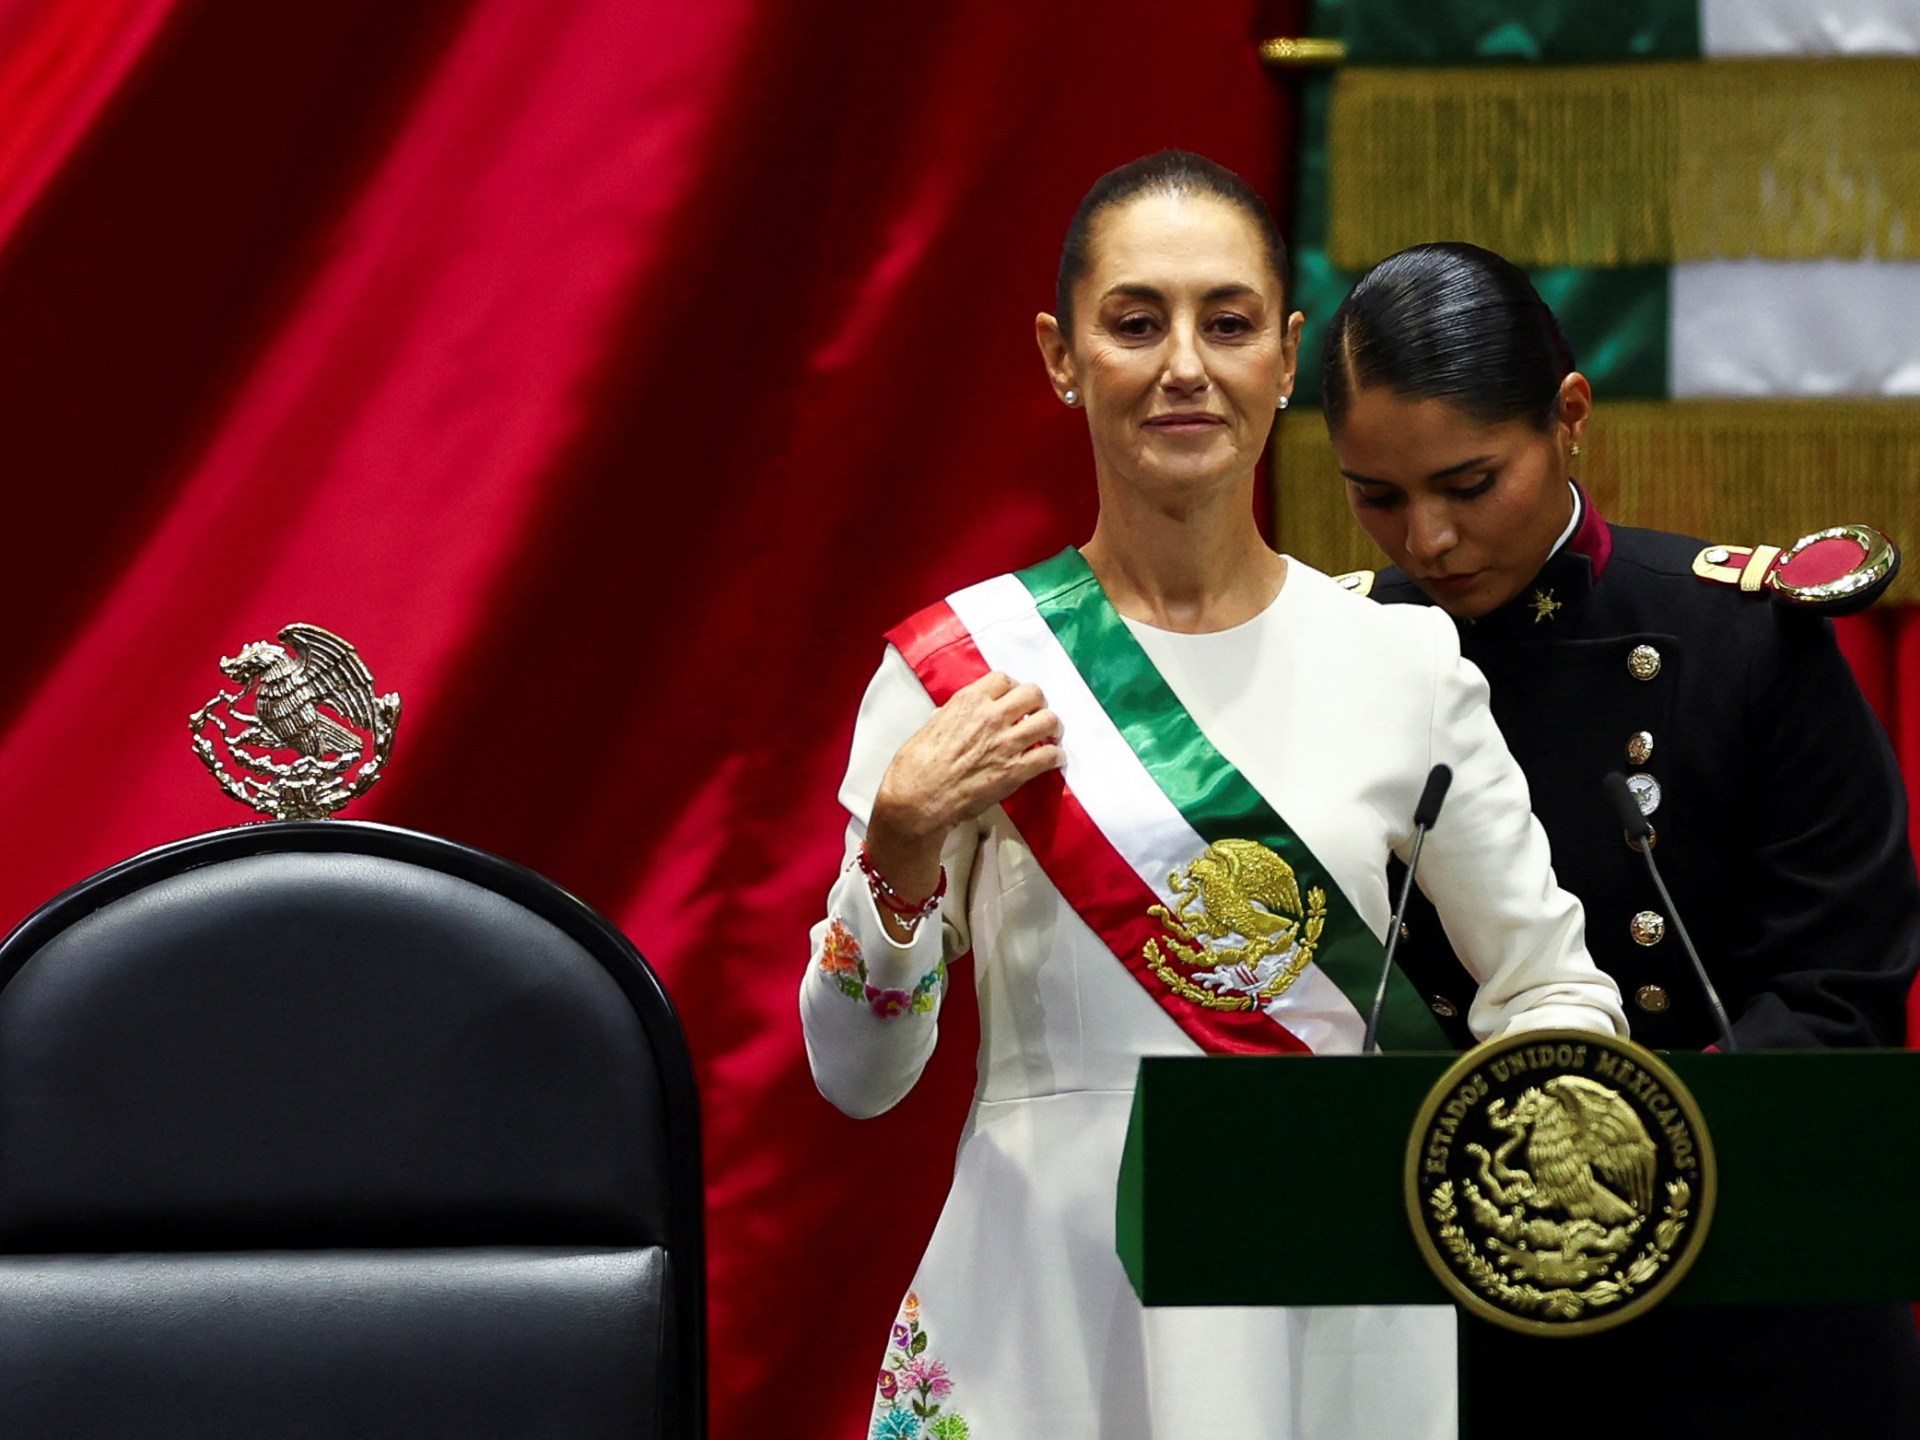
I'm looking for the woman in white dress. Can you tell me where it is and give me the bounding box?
[800,150,1627,1440]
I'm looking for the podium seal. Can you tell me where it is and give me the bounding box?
[1405,1030,1715,1336]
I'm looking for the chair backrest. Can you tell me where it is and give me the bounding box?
[0,820,704,1438]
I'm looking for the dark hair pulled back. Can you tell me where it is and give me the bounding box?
[1055,149,1287,335]
[1320,242,1575,433]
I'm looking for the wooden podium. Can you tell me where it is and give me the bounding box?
[1117,1050,1920,1310]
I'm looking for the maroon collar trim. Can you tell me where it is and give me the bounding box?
[1567,482,1611,581]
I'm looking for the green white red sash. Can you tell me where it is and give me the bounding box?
[884,547,1446,1056]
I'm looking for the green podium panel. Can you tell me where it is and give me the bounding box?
[1117,1050,1920,1309]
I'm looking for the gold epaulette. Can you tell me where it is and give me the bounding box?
[1690,524,1900,615]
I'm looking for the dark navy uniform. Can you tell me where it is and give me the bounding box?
[1362,489,1920,1437]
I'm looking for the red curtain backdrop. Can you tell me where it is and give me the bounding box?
[0,2,1301,1432]
[0,4,1914,1432]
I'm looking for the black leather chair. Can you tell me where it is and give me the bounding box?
[0,820,704,1438]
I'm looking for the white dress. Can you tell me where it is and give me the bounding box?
[801,558,1626,1440]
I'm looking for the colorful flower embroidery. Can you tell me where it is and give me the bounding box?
[869,1292,970,1440]
[821,917,945,1019]
[898,1356,952,1397]
[821,920,863,978]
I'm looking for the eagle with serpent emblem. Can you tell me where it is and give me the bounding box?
[189,623,401,820]
[1463,1076,1660,1288]
[1143,838,1327,1010]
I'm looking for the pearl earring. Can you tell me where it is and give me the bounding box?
[1062,389,1078,406]
[1277,395,1290,411]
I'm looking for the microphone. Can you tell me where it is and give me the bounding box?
[1363,764,1452,1054]
[1412,764,1452,829]
[1604,772,1737,1053]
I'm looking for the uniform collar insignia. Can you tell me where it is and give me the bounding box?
[1468,547,1593,637]
[1468,484,1609,637]
[1374,484,1611,636]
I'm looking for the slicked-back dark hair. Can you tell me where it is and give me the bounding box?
[1054,149,1287,335]
[1321,242,1575,433]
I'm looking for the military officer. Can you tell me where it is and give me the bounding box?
[1355,501,1914,1055]
[1320,241,1920,1438]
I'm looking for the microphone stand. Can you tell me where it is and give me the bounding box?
[1363,764,1451,1055]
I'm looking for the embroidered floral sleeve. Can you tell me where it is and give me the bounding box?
[820,916,947,1019]
[801,648,979,1120]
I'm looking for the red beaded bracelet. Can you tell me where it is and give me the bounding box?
[857,842,947,925]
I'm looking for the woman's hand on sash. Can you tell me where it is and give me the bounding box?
[865,671,1062,935]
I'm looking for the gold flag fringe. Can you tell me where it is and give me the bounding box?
[1272,401,1920,604]
[1327,59,1920,268]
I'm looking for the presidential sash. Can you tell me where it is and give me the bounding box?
[885,547,1447,1055]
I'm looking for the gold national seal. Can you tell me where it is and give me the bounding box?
[1405,1029,1715,1336]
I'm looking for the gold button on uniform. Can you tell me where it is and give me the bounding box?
[1627,731,1654,765]
[1429,996,1458,1018]
[1631,910,1667,945]
[1635,984,1671,1013]
[1628,645,1662,681]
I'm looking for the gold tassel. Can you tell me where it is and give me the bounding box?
[1327,59,1920,267]
[1258,36,1347,67]
[1272,401,1920,604]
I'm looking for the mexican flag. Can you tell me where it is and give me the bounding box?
[1274,0,1920,595]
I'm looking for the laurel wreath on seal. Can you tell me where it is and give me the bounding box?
[1429,1178,1692,1321]
[1143,887,1327,1011]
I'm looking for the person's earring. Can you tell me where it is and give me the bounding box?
[1571,441,1582,457]
[1277,395,1290,411]
[1063,389,1078,406]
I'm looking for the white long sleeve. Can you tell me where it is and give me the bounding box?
[800,648,980,1118]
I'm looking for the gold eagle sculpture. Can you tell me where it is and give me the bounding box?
[219,623,382,758]
[190,622,401,820]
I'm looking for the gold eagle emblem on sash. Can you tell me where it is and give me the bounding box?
[1143,839,1326,1010]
